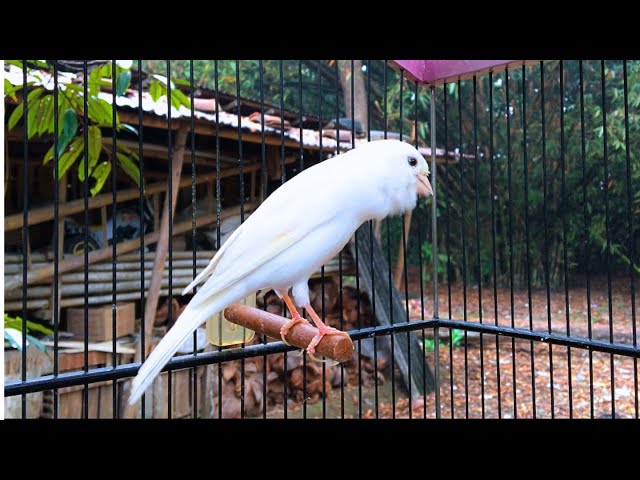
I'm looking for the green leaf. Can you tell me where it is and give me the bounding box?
[37,95,53,136]
[116,152,140,186]
[90,161,111,196]
[5,78,18,100]
[7,103,24,130]
[116,70,131,96]
[88,126,102,169]
[27,97,41,139]
[26,87,43,104]
[56,137,84,179]
[172,77,191,87]
[171,88,191,109]
[62,108,78,139]
[88,98,113,126]
[149,81,163,102]
[43,144,55,165]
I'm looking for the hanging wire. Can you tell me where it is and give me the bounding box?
[622,60,639,419]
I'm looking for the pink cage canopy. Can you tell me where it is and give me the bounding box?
[392,60,530,85]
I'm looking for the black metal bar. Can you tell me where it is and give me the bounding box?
[540,61,555,418]
[622,60,639,419]
[235,59,246,419]
[82,60,90,418]
[138,59,146,418]
[472,75,485,418]
[278,60,287,419]
[522,64,537,418]
[213,59,223,419]
[505,67,517,419]
[112,59,119,418]
[600,60,615,418]
[298,59,308,420]
[335,60,345,419]
[443,82,454,418]
[489,70,502,418]
[53,59,60,419]
[259,59,268,420]
[458,78,469,419]
[399,69,412,419]
[417,81,427,419]
[317,64,327,420]
[21,60,29,418]
[367,60,379,419]
[579,60,595,419]
[430,84,440,419]
[8,317,638,397]
[166,59,173,420]
[352,59,363,420]
[189,59,198,419]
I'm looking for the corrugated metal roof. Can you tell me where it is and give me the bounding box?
[4,64,465,160]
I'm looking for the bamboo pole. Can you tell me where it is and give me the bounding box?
[142,127,189,360]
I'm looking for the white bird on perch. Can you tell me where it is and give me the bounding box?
[128,139,433,405]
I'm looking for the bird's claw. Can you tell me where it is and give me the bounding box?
[306,325,349,366]
[279,314,307,345]
[307,350,339,367]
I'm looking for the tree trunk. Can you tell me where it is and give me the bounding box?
[337,60,368,135]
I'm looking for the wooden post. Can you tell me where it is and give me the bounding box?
[142,127,189,358]
[348,223,435,398]
[394,211,413,290]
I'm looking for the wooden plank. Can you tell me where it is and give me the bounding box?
[348,224,435,398]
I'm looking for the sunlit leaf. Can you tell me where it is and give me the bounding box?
[90,161,111,196]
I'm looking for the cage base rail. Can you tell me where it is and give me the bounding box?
[5,317,639,397]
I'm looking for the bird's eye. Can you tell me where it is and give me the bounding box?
[408,157,418,167]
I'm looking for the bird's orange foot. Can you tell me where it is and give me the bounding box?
[279,313,309,345]
[307,323,350,362]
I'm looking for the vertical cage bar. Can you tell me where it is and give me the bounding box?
[213,59,223,419]
[458,78,469,419]
[416,81,427,419]
[430,85,441,419]
[489,70,502,418]
[352,59,363,420]
[298,60,308,420]
[472,75,485,418]
[335,60,345,419]
[578,61,595,419]
[505,68,517,419]
[138,59,146,418]
[559,60,573,418]
[600,60,615,417]
[540,61,555,418]
[189,59,198,418]
[443,82,455,418]
[278,60,288,419]
[21,60,29,418]
[521,64,537,418]
[236,59,246,419]
[82,60,90,418]
[622,60,639,419]
[258,59,268,419]
[52,59,60,419]
[165,59,173,419]
[112,59,120,418]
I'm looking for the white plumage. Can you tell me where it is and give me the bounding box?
[128,139,432,405]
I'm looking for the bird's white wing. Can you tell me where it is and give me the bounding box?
[186,157,356,306]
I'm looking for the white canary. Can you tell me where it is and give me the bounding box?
[128,139,433,405]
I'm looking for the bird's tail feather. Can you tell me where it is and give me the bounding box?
[128,296,219,405]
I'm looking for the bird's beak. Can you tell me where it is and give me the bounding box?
[416,173,433,197]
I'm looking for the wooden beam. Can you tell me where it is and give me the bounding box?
[4,163,261,232]
[142,127,188,360]
[3,203,256,293]
[348,223,435,398]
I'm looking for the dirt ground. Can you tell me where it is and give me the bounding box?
[265,273,639,419]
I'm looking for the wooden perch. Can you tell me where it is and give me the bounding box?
[223,304,354,364]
